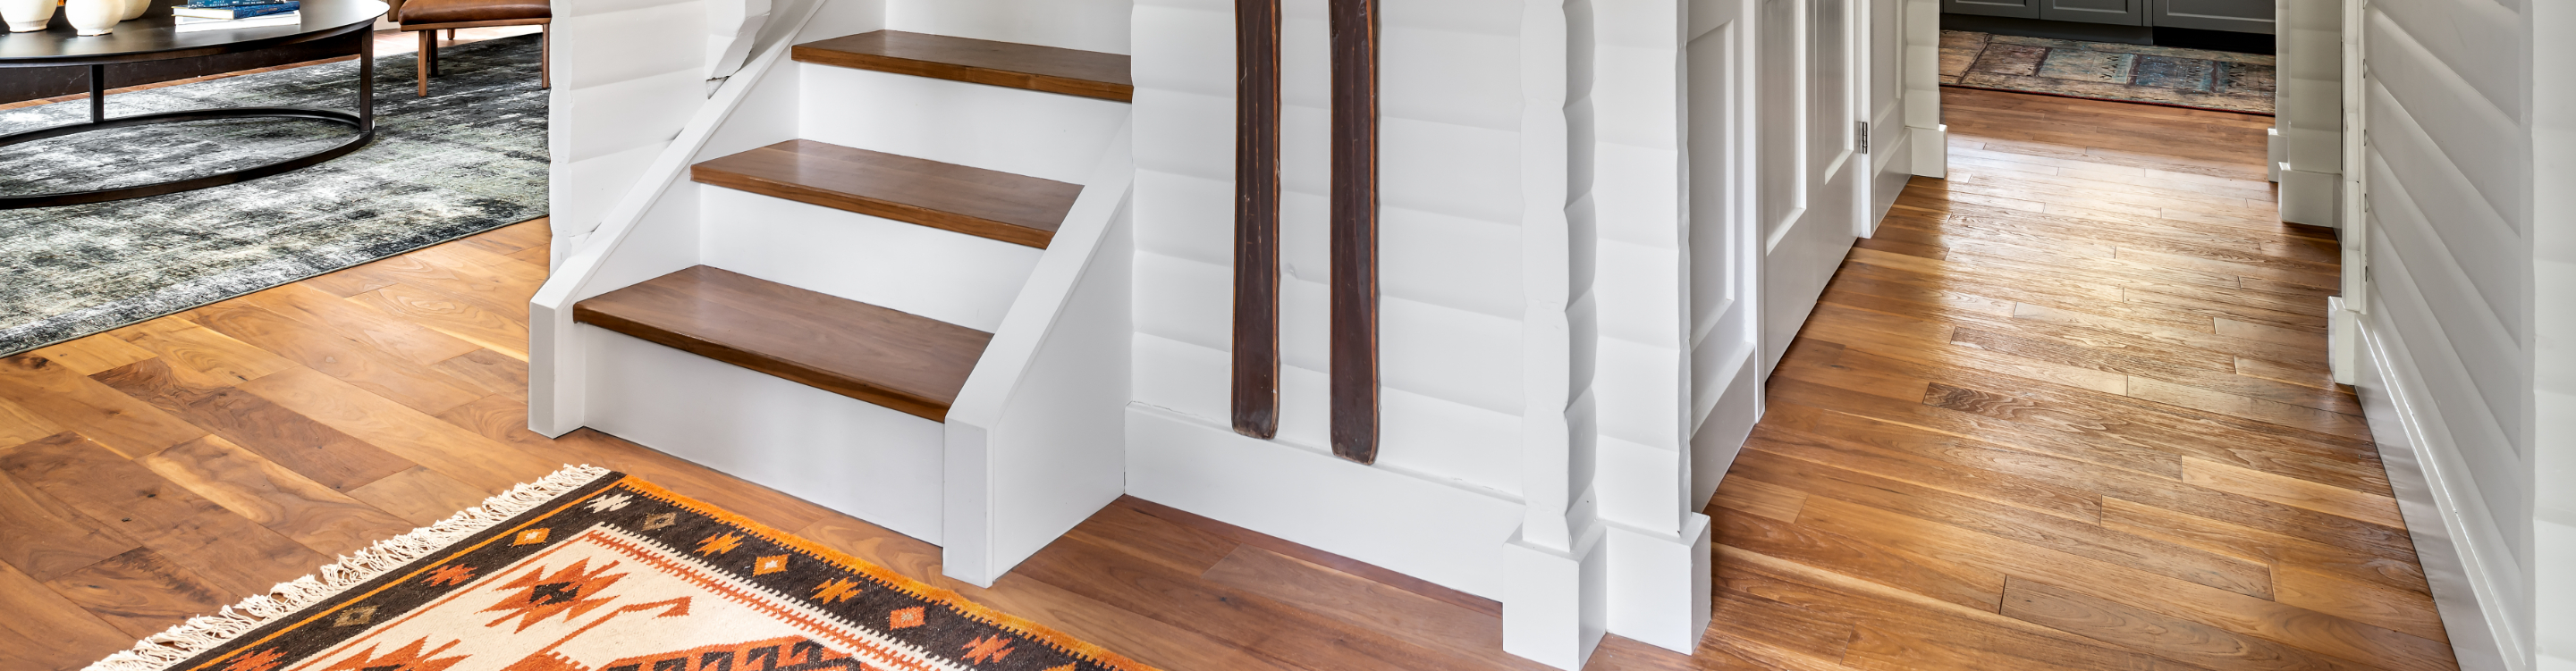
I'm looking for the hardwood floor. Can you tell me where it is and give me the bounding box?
[0,88,2450,671]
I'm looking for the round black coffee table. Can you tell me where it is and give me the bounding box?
[0,0,389,208]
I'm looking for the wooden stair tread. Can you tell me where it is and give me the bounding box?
[792,30,1134,102]
[691,139,1079,248]
[573,265,991,422]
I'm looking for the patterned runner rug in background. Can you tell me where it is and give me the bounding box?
[1939,30,2276,114]
[0,35,546,356]
[85,467,1153,671]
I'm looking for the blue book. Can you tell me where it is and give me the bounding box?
[173,2,297,18]
[182,0,288,8]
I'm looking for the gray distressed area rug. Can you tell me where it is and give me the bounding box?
[0,34,545,355]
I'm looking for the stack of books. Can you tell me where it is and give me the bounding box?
[172,0,300,32]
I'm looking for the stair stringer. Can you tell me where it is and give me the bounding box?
[941,121,1135,587]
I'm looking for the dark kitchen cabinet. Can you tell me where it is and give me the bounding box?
[1946,0,2274,34]
[2042,0,2147,25]
[1943,0,2042,20]
[2152,0,2275,33]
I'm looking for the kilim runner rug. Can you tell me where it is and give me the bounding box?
[84,466,1152,671]
[1938,30,2276,115]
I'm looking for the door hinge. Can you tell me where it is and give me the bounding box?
[1856,122,1870,154]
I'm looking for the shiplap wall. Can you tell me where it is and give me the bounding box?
[548,0,1129,255]
[886,0,1134,54]
[1130,0,1530,502]
[2351,0,2534,667]
[549,0,716,253]
[547,0,873,256]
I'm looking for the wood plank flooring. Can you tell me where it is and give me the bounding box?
[0,88,2450,671]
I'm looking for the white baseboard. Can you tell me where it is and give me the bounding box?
[1501,524,1608,670]
[2354,321,2526,671]
[2279,168,2340,227]
[1906,124,1947,179]
[1122,404,1524,599]
[1602,515,1711,652]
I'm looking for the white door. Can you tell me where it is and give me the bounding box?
[1757,0,1868,372]
[1685,0,1763,507]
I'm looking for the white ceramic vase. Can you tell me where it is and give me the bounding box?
[0,0,55,32]
[65,0,115,34]
[118,0,148,21]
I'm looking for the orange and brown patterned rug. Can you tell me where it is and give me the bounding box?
[85,466,1151,671]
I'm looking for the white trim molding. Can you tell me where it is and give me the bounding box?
[2354,318,2526,671]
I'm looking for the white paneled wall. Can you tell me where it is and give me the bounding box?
[547,0,705,256]
[887,0,1135,54]
[1131,0,1531,504]
[1127,0,1543,637]
[546,0,883,258]
[1129,1,1761,667]
[2344,0,2555,667]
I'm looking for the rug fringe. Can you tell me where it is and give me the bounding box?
[80,465,614,671]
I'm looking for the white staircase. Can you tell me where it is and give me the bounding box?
[528,4,1136,586]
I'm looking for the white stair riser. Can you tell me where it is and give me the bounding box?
[700,186,1043,332]
[583,327,947,542]
[796,62,1129,185]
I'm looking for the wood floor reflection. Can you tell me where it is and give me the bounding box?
[1705,88,2454,671]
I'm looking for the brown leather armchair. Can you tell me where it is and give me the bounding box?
[388,0,549,96]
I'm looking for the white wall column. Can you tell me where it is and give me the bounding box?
[2274,0,2340,226]
[1502,0,1611,667]
[2528,0,2572,665]
[1902,0,1943,178]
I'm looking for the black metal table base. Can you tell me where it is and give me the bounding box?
[1,36,375,210]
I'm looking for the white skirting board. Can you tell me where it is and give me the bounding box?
[582,327,948,543]
[1602,515,1712,652]
[1122,404,1524,599]
[2353,320,2523,671]
[1126,404,1719,668]
[1500,523,1608,669]
[1907,124,1947,179]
